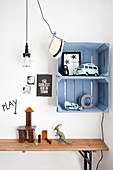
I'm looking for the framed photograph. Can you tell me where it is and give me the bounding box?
[37,74,52,97]
[62,52,81,75]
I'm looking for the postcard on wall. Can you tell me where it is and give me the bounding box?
[62,52,81,75]
[37,74,52,97]
[23,85,31,94]
[27,76,35,85]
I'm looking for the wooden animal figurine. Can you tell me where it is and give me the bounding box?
[54,124,73,144]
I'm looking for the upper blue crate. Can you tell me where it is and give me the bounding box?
[57,42,110,77]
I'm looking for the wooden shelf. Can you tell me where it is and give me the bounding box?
[0,139,108,152]
[57,75,109,80]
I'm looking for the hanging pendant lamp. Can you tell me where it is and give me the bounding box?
[23,0,31,67]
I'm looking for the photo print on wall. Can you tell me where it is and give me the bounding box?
[27,76,35,85]
[37,74,52,97]
[62,52,81,75]
[23,85,31,94]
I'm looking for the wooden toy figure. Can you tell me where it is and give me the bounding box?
[17,107,36,143]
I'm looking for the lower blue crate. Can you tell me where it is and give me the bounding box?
[56,78,109,113]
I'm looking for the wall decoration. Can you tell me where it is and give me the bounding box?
[37,74,52,97]
[62,52,81,75]
[2,99,17,114]
[27,76,35,85]
[23,85,31,94]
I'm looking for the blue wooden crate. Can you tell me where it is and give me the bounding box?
[56,78,109,113]
[56,42,110,113]
[57,42,109,76]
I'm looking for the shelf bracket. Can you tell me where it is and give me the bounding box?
[79,151,92,170]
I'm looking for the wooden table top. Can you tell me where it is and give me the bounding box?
[0,139,108,152]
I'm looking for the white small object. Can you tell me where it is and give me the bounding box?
[34,141,38,146]
[23,56,31,67]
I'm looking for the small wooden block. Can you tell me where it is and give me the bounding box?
[42,130,47,140]
[46,139,52,144]
[18,130,26,143]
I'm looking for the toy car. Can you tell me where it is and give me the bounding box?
[65,101,83,111]
[76,63,99,76]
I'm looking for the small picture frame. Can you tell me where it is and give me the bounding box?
[27,76,35,85]
[37,74,52,97]
[62,52,81,75]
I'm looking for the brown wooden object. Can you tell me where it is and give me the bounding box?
[17,107,36,143]
[17,126,36,143]
[42,130,47,140]
[38,134,41,143]
[28,128,35,143]
[0,139,108,151]
[25,107,34,127]
[26,112,31,127]
[17,130,26,143]
[46,138,52,144]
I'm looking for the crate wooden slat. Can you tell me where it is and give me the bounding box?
[0,139,108,152]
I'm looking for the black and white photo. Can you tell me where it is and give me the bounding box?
[23,85,31,94]
[27,76,35,85]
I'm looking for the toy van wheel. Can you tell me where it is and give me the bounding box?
[66,108,69,111]
[95,73,98,76]
[86,72,89,76]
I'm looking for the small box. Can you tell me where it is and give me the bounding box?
[42,130,47,140]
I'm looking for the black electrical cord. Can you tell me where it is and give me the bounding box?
[96,151,103,170]
[36,0,53,35]
[36,0,66,41]
[26,0,28,43]
[23,0,30,58]
[101,112,104,142]
[96,112,104,170]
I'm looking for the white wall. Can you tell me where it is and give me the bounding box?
[0,0,113,169]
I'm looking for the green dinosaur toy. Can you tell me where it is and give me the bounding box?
[54,124,73,144]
